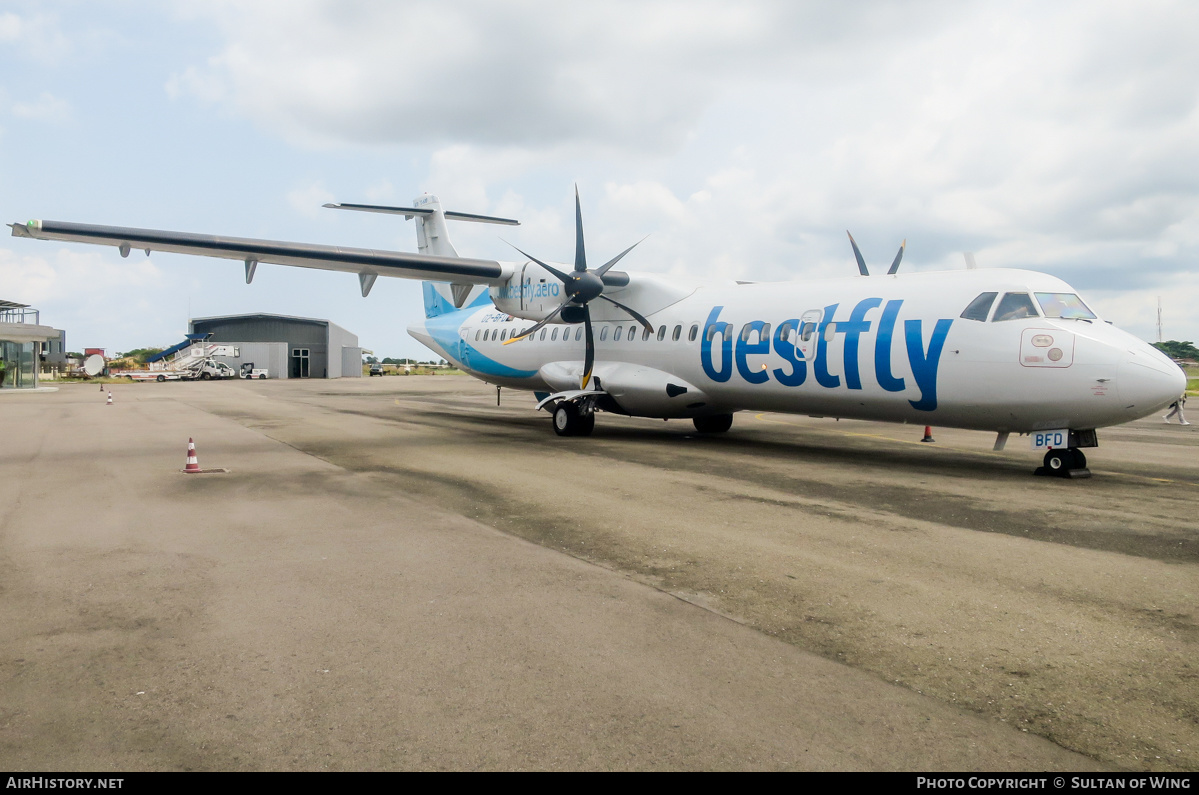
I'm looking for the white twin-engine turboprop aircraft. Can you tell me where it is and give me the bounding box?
[11,189,1185,477]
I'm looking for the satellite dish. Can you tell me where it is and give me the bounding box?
[83,354,105,377]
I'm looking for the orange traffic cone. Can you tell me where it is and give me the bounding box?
[921,425,934,443]
[106,391,113,405]
[183,438,201,473]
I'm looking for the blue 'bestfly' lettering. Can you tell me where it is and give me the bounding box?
[700,307,733,382]
[700,300,953,412]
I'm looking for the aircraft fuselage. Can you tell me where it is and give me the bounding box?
[410,268,1184,435]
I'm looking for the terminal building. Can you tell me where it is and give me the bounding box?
[0,300,65,390]
[188,313,362,379]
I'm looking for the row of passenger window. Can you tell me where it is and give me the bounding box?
[474,318,831,346]
[960,291,1097,323]
[474,323,701,344]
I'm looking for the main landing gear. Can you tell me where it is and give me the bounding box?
[1035,448,1090,479]
[549,401,735,438]
[552,401,595,437]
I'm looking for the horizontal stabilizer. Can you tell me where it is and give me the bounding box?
[323,202,519,225]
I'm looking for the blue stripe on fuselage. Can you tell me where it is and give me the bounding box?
[421,308,539,380]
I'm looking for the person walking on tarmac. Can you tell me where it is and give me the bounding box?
[1164,393,1190,425]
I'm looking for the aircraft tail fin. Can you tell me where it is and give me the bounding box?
[322,193,512,317]
[422,281,492,319]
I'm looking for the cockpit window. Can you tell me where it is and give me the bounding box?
[992,292,1038,321]
[960,292,998,322]
[1035,292,1097,320]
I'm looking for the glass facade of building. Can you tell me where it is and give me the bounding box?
[1,302,57,390]
[0,340,36,388]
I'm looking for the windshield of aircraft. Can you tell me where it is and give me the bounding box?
[960,292,998,322]
[1034,292,1097,320]
[992,292,1039,321]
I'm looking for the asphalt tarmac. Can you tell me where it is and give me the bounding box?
[2,375,1194,771]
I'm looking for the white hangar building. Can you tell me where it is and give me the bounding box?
[189,313,362,379]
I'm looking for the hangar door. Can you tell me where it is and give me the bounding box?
[291,348,310,378]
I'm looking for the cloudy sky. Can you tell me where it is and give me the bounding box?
[2,1,1196,358]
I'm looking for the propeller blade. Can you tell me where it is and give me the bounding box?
[574,185,587,273]
[505,241,572,285]
[847,231,869,276]
[887,239,906,275]
[503,300,569,344]
[581,304,595,390]
[595,236,648,277]
[598,294,653,333]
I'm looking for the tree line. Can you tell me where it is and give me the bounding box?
[1152,341,1199,360]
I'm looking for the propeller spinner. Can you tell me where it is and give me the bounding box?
[504,187,652,390]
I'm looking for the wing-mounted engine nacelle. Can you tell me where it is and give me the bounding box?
[489,261,566,321]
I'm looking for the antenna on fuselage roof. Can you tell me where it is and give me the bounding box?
[847,231,905,276]
[964,252,978,270]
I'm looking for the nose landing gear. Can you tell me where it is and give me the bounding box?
[1036,448,1090,478]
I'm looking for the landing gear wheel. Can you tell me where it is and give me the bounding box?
[553,403,596,437]
[693,413,734,434]
[1040,448,1089,478]
[554,403,580,437]
[1044,449,1069,474]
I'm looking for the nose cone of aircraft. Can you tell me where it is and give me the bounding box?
[1119,343,1187,417]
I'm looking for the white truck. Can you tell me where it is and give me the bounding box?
[239,362,269,379]
[118,338,241,381]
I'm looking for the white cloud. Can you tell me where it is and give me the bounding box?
[0,11,71,64]
[0,247,162,305]
[165,63,227,104]
[164,1,945,152]
[286,182,336,219]
[0,12,19,41]
[11,92,70,122]
[0,246,169,350]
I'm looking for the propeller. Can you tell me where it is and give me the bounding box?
[504,187,651,390]
[847,231,906,276]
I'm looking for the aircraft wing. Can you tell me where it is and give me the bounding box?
[9,219,508,286]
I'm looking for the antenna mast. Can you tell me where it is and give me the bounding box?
[1157,296,1163,343]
